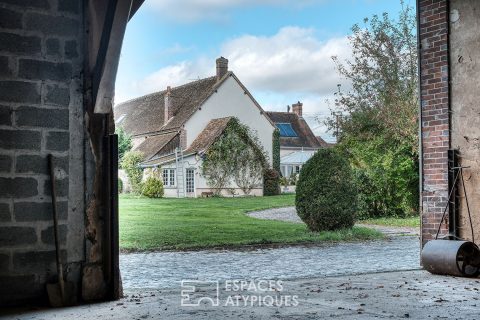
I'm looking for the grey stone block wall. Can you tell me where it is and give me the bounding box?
[0,0,85,306]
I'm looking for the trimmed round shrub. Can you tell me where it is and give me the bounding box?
[118,178,124,194]
[141,177,164,198]
[295,148,357,231]
[263,168,280,196]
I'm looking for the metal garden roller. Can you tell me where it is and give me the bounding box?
[421,162,480,278]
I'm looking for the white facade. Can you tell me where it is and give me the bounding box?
[158,155,263,198]
[159,155,199,198]
[151,75,274,198]
[280,150,316,178]
[184,76,275,166]
[280,147,318,158]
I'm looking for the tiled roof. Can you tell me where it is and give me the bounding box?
[266,112,323,149]
[185,117,232,154]
[140,153,179,167]
[117,68,276,166]
[140,117,233,167]
[133,132,178,160]
[315,136,330,148]
[114,75,219,136]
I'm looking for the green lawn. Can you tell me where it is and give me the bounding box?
[359,216,420,228]
[119,194,383,251]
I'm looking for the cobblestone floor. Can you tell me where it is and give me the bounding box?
[120,236,420,290]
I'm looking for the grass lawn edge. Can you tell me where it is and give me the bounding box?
[120,194,385,252]
[359,216,420,228]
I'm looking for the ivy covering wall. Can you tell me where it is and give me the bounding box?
[272,128,281,175]
[201,118,268,195]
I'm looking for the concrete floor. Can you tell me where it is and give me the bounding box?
[2,270,480,320]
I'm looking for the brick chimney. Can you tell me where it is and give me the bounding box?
[164,86,173,124]
[216,56,228,81]
[292,101,303,117]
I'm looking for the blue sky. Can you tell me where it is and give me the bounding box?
[116,0,411,141]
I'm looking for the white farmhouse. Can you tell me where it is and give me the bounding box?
[114,57,276,197]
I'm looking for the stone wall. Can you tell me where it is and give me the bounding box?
[0,0,85,305]
[418,0,451,244]
[419,0,480,244]
[449,0,480,241]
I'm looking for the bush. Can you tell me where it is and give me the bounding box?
[263,168,280,196]
[118,178,123,193]
[141,177,164,198]
[121,151,143,194]
[280,176,288,187]
[295,148,357,231]
[342,136,419,219]
[289,173,298,186]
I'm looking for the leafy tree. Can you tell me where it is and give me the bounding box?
[329,2,418,148]
[327,2,419,217]
[340,136,418,218]
[116,126,132,164]
[121,151,143,194]
[201,118,268,195]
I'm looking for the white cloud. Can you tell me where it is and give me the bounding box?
[222,26,350,96]
[133,58,211,94]
[132,26,350,98]
[121,26,349,142]
[145,0,328,23]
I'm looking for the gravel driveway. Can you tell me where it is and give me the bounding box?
[247,206,419,236]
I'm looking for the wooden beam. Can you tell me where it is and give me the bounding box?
[129,0,144,20]
[93,0,133,114]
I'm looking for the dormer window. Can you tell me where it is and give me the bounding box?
[276,123,298,137]
[115,114,127,124]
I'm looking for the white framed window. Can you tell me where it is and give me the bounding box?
[162,168,176,187]
[186,169,195,193]
[287,166,294,177]
[295,166,301,174]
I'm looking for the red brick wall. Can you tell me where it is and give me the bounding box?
[418,0,450,244]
